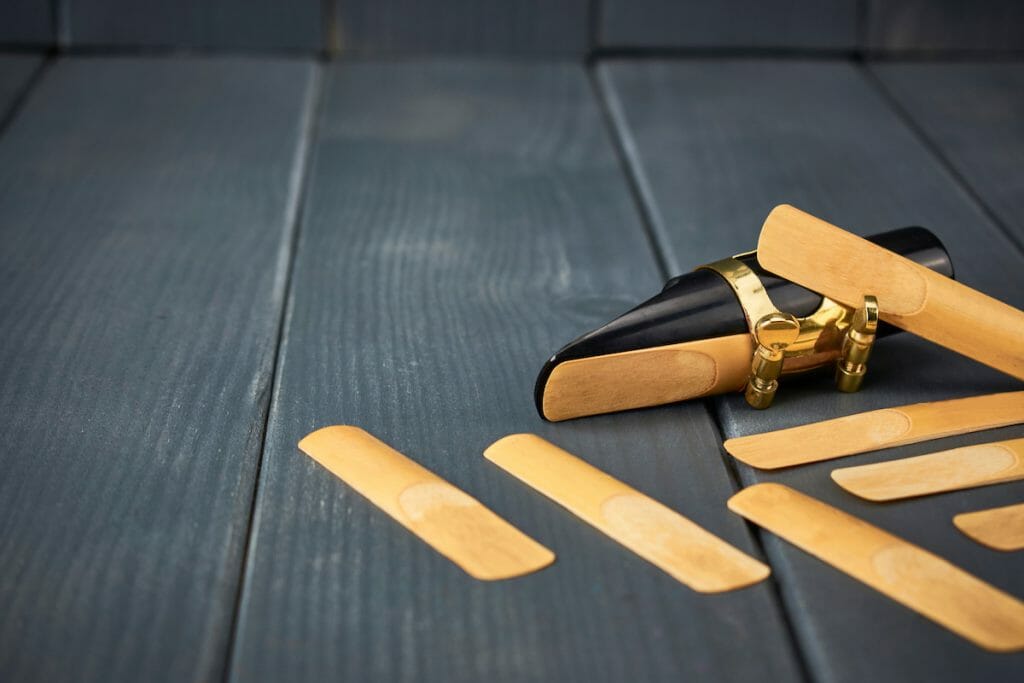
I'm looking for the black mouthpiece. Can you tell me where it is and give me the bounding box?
[534,226,953,418]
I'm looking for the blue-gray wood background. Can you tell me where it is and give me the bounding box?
[2,0,1024,53]
[1,2,1023,682]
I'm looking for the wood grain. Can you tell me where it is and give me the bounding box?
[954,503,1024,552]
[542,333,753,421]
[597,59,1024,290]
[229,62,802,683]
[729,484,1024,652]
[485,434,769,592]
[832,438,1024,501]
[758,204,1024,381]
[600,58,1024,681]
[0,55,40,116]
[0,57,315,682]
[872,63,1024,250]
[299,427,553,580]
[724,391,1024,469]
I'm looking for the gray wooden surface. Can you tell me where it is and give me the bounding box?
[0,0,52,46]
[226,60,803,683]
[11,2,1022,54]
[1,45,1024,683]
[599,0,857,50]
[67,0,322,51]
[865,0,1024,52]
[0,56,315,682]
[600,58,1024,682]
[872,62,1024,250]
[333,0,589,55]
[0,55,41,118]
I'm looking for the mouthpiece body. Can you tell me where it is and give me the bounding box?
[535,227,953,421]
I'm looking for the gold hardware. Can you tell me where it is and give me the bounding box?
[699,257,882,407]
[699,256,857,372]
[745,313,800,409]
[836,295,878,393]
[698,255,777,334]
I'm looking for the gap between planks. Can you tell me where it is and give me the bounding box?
[859,63,1024,257]
[220,62,325,683]
[589,57,816,682]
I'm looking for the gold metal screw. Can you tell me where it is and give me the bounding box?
[745,312,801,409]
[836,295,879,393]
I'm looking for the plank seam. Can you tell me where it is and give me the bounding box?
[860,62,1024,256]
[593,59,814,681]
[24,45,1024,61]
[219,60,326,683]
[587,63,673,278]
[591,47,858,61]
[860,50,1024,62]
[706,400,814,683]
[0,56,51,139]
[48,43,325,59]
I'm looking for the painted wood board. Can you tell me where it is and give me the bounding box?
[0,56,316,682]
[864,1,1024,53]
[0,1,53,46]
[228,61,802,683]
[0,54,41,117]
[68,0,322,51]
[599,0,857,50]
[333,0,589,55]
[600,58,1024,681]
[871,63,1024,250]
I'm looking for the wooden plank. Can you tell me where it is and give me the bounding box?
[333,0,588,55]
[872,63,1024,248]
[0,1,53,46]
[229,61,803,683]
[0,54,41,116]
[68,0,321,51]
[600,58,1024,681]
[0,56,315,682]
[600,0,857,50]
[865,1,1024,53]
